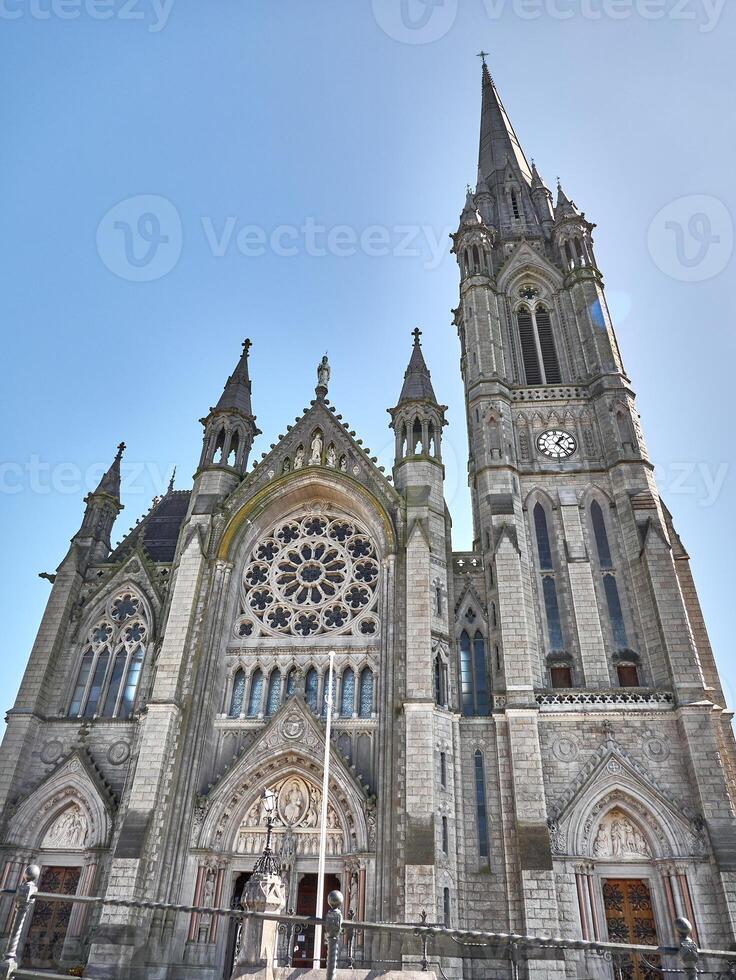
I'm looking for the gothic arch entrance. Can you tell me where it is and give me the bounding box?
[292,873,340,968]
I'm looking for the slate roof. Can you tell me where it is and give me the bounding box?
[107,490,190,564]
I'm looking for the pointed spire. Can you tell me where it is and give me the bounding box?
[477,57,532,185]
[215,339,254,415]
[397,328,438,404]
[94,442,125,499]
[555,179,580,218]
[167,467,176,493]
[530,159,546,191]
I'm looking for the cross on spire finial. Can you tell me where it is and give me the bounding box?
[242,338,252,357]
[412,327,422,346]
[477,50,489,65]
[116,442,126,460]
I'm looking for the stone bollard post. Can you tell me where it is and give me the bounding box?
[676,917,699,979]
[0,865,40,979]
[230,870,285,980]
[324,890,343,980]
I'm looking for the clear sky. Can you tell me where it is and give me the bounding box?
[1,0,734,714]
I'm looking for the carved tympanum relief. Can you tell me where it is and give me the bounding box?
[42,803,89,850]
[235,774,344,857]
[592,809,651,860]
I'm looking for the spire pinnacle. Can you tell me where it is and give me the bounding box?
[167,467,176,493]
[93,441,125,499]
[215,338,255,415]
[477,59,532,186]
[397,328,437,405]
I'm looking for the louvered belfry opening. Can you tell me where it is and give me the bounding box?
[516,304,562,386]
[517,307,542,385]
[535,306,562,384]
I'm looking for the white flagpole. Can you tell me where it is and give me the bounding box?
[312,650,335,969]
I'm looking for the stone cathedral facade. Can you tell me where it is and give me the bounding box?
[1,64,735,980]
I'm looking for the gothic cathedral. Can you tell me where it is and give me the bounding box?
[1,64,734,980]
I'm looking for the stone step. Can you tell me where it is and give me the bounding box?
[15,971,77,979]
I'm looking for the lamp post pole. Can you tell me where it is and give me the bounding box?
[312,650,335,969]
[253,788,279,878]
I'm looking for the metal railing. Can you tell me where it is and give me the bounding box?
[3,864,736,979]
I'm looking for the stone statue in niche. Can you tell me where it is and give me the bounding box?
[294,447,305,470]
[309,432,323,465]
[339,456,347,473]
[317,355,331,389]
[326,445,337,468]
[280,780,308,826]
[43,803,89,850]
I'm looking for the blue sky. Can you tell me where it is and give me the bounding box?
[1,0,734,713]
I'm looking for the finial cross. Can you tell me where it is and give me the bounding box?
[477,50,490,65]
[116,442,126,459]
[412,327,422,346]
[242,338,252,356]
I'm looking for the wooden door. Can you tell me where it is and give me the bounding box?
[293,873,340,968]
[24,866,81,969]
[603,879,661,980]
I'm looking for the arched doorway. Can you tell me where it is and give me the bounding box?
[223,872,251,980]
[293,873,340,968]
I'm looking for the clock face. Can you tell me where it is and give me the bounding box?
[537,429,577,460]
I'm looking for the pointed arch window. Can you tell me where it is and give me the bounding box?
[305,668,319,713]
[359,668,374,718]
[322,671,337,718]
[589,500,631,655]
[534,504,565,655]
[516,305,562,386]
[510,189,521,221]
[247,668,264,717]
[341,668,355,717]
[474,750,490,860]
[459,631,490,717]
[229,669,246,717]
[265,670,282,716]
[68,597,149,720]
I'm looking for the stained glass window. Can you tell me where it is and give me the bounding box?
[341,668,355,717]
[68,650,93,717]
[359,668,374,718]
[591,501,613,569]
[543,577,564,651]
[534,504,553,571]
[120,648,144,719]
[83,651,109,718]
[305,668,319,713]
[322,672,336,717]
[247,669,264,717]
[604,575,629,649]
[460,631,473,716]
[473,632,490,716]
[102,651,126,717]
[474,750,490,859]
[229,669,246,717]
[266,670,281,716]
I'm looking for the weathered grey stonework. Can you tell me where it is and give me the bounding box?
[1,63,734,980]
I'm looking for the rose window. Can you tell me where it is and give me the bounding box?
[236,513,380,638]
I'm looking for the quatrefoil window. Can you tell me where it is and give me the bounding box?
[236,513,380,638]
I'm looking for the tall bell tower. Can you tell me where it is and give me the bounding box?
[448,58,736,967]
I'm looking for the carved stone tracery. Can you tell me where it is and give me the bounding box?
[235,511,380,639]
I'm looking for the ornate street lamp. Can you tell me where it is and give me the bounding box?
[253,788,280,877]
